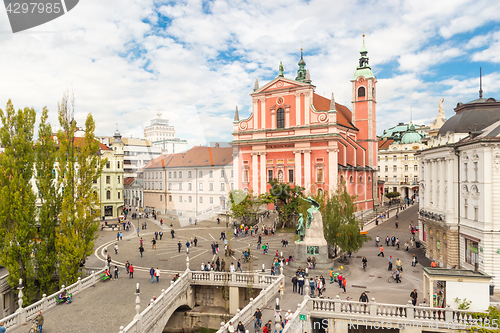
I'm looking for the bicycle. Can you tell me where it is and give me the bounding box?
[362,262,367,272]
[28,319,38,333]
[388,274,402,283]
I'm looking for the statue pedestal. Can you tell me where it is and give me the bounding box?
[292,210,332,269]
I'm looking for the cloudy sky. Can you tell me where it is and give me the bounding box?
[1,0,500,148]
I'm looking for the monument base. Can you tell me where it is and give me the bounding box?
[292,241,332,270]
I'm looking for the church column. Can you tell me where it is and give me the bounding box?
[304,92,310,125]
[252,152,258,192]
[424,160,430,208]
[295,150,302,187]
[328,147,339,192]
[260,152,267,195]
[439,159,446,211]
[232,148,239,191]
[295,92,301,126]
[304,149,311,190]
[260,98,266,129]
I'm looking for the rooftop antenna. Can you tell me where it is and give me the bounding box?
[479,67,483,98]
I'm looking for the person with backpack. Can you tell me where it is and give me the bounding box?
[139,245,144,257]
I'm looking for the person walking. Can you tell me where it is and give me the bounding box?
[171,228,175,239]
[388,256,393,271]
[309,278,315,296]
[396,258,403,272]
[237,259,243,273]
[298,275,305,295]
[385,236,390,246]
[412,254,418,267]
[129,264,134,278]
[230,263,235,272]
[342,277,347,293]
[125,261,130,275]
[155,231,158,240]
[194,237,198,247]
[178,241,182,253]
[338,273,343,288]
[378,245,384,257]
[237,321,245,333]
[395,220,399,228]
[114,266,119,279]
[404,241,409,252]
[114,243,118,255]
[150,267,155,283]
[155,268,160,283]
[120,232,123,240]
[186,241,191,254]
[107,255,112,268]
[396,238,400,249]
[159,231,163,240]
[292,275,298,293]
[359,292,369,311]
[152,238,157,250]
[410,289,418,306]
[137,227,140,237]
[0,322,5,333]
[35,310,44,333]
[139,245,144,257]
[279,281,285,299]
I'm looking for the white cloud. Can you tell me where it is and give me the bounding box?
[0,0,500,146]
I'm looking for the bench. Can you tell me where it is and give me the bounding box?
[100,273,111,281]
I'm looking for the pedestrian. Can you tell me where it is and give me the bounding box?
[125,261,130,274]
[155,231,158,240]
[186,241,190,254]
[396,258,403,272]
[410,289,418,306]
[35,311,44,333]
[292,275,298,293]
[338,274,343,288]
[171,228,175,239]
[378,245,384,257]
[309,278,315,295]
[117,232,120,241]
[140,238,143,247]
[114,265,119,279]
[178,241,181,253]
[396,238,400,249]
[237,259,243,273]
[0,322,5,333]
[230,263,235,272]
[298,275,304,295]
[359,292,369,311]
[194,237,198,247]
[120,232,123,240]
[137,227,140,237]
[404,241,409,252]
[279,281,285,299]
[412,254,418,267]
[159,231,163,240]
[114,243,118,255]
[342,277,347,293]
[150,267,155,283]
[107,255,111,267]
[139,245,144,257]
[388,256,393,271]
[129,264,134,278]
[391,235,396,246]
[152,238,156,250]
[395,220,399,228]
[329,268,334,283]
[237,321,245,333]
[155,267,160,283]
[385,236,389,246]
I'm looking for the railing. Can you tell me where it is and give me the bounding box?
[215,274,284,333]
[282,296,489,333]
[0,268,106,331]
[119,271,283,333]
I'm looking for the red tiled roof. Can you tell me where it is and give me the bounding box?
[378,139,394,150]
[312,93,355,129]
[123,177,135,185]
[50,135,111,151]
[145,146,233,169]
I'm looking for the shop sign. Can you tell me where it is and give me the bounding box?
[299,315,306,321]
[469,247,478,254]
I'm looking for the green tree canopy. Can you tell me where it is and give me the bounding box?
[259,179,305,228]
[229,189,259,224]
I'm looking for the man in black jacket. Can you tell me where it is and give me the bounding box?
[292,275,298,293]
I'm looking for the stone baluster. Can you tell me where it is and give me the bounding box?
[119,326,124,333]
[209,270,214,282]
[369,298,377,316]
[77,277,82,293]
[91,270,96,285]
[406,300,414,319]
[219,321,225,333]
[444,305,453,323]
[334,295,341,312]
[41,294,47,311]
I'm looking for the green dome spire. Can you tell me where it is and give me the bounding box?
[353,33,374,80]
[296,48,307,82]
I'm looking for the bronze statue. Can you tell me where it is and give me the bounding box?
[301,197,320,229]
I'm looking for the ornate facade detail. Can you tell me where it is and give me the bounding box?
[494,151,500,173]
[239,122,248,130]
[318,113,328,123]
[461,152,469,162]
[472,150,479,162]
[470,185,480,200]
[461,184,469,198]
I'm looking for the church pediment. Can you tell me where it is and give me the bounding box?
[252,77,311,95]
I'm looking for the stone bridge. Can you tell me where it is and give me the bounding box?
[119,269,284,333]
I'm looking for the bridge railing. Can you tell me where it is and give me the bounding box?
[282,296,489,333]
[0,267,106,331]
[190,271,280,287]
[215,274,284,333]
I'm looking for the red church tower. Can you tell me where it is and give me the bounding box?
[231,38,378,210]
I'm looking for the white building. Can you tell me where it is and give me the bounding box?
[378,122,426,200]
[143,113,188,153]
[417,95,500,284]
[142,144,234,216]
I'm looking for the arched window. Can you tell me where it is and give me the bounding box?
[318,188,323,196]
[349,176,354,183]
[277,108,285,129]
[358,86,366,98]
[368,176,371,183]
[106,190,111,200]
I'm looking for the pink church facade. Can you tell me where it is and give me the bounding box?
[231,41,378,210]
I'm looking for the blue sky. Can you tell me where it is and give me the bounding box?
[1,0,500,148]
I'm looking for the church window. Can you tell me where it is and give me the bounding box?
[357,86,366,98]
[243,169,249,183]
[393,176,397,182]
[414,165,418,171]
[359,176,363,183]
[404,176,408,183]
[277,108,285,129]
[368,176,371,182]
[349,176,353,183]
[318,188,323,196]
[385,176,388,182]
[385,156,388,161]
[268,169,273,182]
[393,155,397,161]
[288,170,294,183]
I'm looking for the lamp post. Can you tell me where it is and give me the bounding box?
[226,214,229,228]
[17,278,24,311]
[134,283,141,320]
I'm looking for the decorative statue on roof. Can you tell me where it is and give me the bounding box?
[278,61,284,77]
[438,98,444,116]
[301,197,320,229]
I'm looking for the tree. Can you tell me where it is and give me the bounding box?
[0,100,38,303]
[35,107,61,295]
[55,95,105,286]
[229,190,259,224]
[260,179,305,229]
[385,191,400,199]
[322,183,368,255]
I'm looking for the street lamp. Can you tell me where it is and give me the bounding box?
[17,278,24,311]
[134,283,141,320]
[226,214,229,228]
